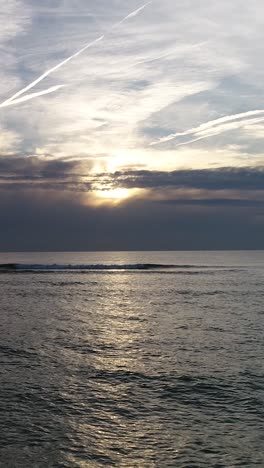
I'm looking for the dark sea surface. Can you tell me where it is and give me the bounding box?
[0,251,263,467]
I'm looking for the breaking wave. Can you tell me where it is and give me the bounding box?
[0,263,183,272]
[0,263,238,272]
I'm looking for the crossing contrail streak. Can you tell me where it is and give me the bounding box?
[0,36,104,108]
[174,115,264,146]
[150,109,264,146]
[0,85,65,108]
[0,2,152,109]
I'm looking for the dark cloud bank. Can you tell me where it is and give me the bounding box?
[1,157,264,190]
[0,158,264,251]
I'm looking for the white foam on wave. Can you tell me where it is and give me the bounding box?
[0,263,238,272]
[0,263,175,271]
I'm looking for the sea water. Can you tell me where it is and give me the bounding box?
[0,251,263,467]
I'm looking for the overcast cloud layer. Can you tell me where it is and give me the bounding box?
[1,0,264,250]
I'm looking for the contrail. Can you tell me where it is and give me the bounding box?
[175,131,222,147]
[0,2,152,109]
[0,85,65,108]
[178,109,264,137]
[0,36,104,108]
[174,115,264,146]
[174,117,264,146]
[150,109,264,146]
[115,1,152,26]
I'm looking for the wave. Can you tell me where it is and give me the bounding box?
[0,263,238,272]
[0,263,178,272]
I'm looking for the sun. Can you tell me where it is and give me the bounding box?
[93,187,144,205]
[96,188,131,202]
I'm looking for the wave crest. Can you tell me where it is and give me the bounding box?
[0,263,176,272]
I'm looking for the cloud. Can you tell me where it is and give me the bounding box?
[1,157,264,199]
[112,167,264,191]
[0,2,152,108]
[0,181,263,251]
[1,0,264,248]
[157,198,263,207]
[0,156,80,176]
[0,0,219,161]
[0,35,105,108]
[0,155,98,192]
[0,0,31,100]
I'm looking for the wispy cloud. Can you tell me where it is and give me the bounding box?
[1,0,264,174]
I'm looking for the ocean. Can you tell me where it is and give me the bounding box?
[0,251,263,467]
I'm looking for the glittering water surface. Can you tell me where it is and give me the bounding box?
[0,251,263,467]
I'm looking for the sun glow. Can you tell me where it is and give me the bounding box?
[93,187,145,205]
[96,188,131,201]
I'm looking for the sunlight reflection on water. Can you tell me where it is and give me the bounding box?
[0,251,263,466]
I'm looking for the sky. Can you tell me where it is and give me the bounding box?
[0,0,264,251]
